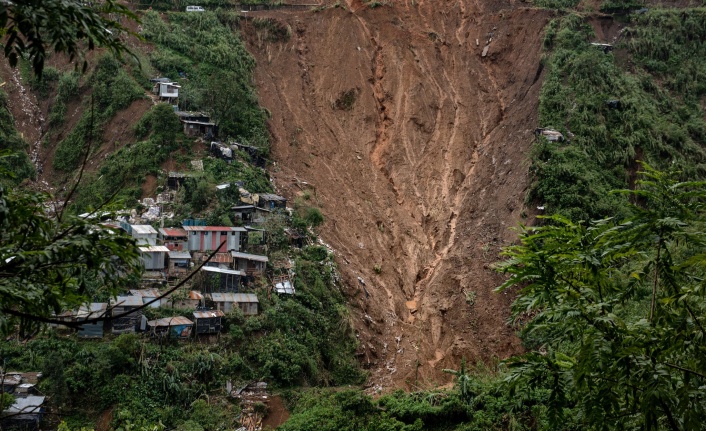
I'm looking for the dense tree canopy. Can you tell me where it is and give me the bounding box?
[497,165,706,430]
[0,155,142,336]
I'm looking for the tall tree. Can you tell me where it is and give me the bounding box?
[496,164,706,430]
[0,0,137,76]
[0,154,142,336]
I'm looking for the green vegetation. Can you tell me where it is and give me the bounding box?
[53,55,145,172]
[497,166,706,429]
[70,102,185,213]
[0,243,361,428]
[0,91,34,185]
[0,156,142,336]
[0,0,136,76]
[49,71,81,126]
[530,11,706,221]
[141,10,269,150]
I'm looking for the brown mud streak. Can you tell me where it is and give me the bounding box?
[241,1,550,391]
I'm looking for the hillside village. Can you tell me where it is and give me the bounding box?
[2,0,706,429]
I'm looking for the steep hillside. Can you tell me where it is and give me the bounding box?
[241,0,550,389]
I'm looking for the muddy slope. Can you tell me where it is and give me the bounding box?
[244,1,550,389]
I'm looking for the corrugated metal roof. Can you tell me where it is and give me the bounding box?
[232,205,255,210]
[201,266,243,275]
[275,280,295,295]
[111,296,143,307]
[168,251,192,259]
[208,293,259,303]
[76,303,108,319]
[139,245,170,252]
[189,290,204,300]
[131,225,158,235]
[159,228,187,237]
[5,395,45,415]
[231,251,269,262]
[147,316,193,327]
[129,288,162,298]
[183,226,247,232]
[206,253,232,264]
[258,193,286,202]
[193,310,225,319]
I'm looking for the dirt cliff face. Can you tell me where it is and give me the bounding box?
[245,0,550,390]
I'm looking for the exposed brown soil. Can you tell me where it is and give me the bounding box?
[242,0,550,391]
[261,395,290,429]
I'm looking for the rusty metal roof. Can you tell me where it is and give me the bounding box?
[189,290,204,300]
[110,296,143,307]
[129,288,162,298]
[182,226,247,232]
[231,251,269,262]
[208,293,258,303]
[147,316,193,327]
[159,228,187,237]
[193,310,225,319]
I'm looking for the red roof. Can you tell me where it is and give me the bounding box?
[160,228,187,237]
[183,226,245,232]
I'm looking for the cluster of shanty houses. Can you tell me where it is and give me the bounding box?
[53,190,295,340]
[0,372,44,431]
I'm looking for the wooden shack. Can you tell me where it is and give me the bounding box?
[257,193,287,210]
[159,227,188,251]
[169,290,204,309]
[231,251,268,276]
[147,316,193,339]
[193,310,225,335]
[167,250,192,277]
[110,296,144,334]
[1,395,45,431]
[139,245,169,271]
[207,292,259,315]
[76,302,108,338]
[129,288,164,308]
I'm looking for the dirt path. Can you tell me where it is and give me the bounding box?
[242,0,550,391]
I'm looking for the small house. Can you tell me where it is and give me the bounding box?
[273,275,295,295]
[167,172,187,190]
[193,309,225,335]
[0,373,22,394]
[202,251,233,269]
[147,316,193,339]
[590,42,613,53]
[151,78,180,100]
[76,302,108,338]
[257,193,287,210]
[534,128,565,142]
[207,292,259,315]
[1,395,45,431]
[232,205,271,225]
[110,296,144,334]
[210,141,233,161]
[231,251,269,276]
[169,290,204,309]
[184,226,247,253]
[130,224,158,245]
[176,111,216,138]
[139,245,169,271]
[167,250,192,277]
[129,288,164,308]
[159,227,188,251]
